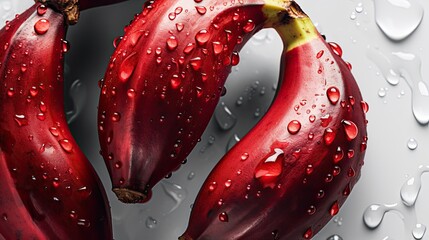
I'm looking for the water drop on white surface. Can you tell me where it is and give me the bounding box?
[187,171,195,180]
[412,223,426,239]
[374,0,424,41]
[378,88,387,97]
[355,3,363,13]
[407,138,418,150]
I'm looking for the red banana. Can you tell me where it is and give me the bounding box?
[180,2,368,240]
[0,1,127,238]
[98,0,293,203]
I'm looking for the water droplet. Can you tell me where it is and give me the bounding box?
[195,6,206,15]
[195,29,210,45]
[190,57,202,71]
[145,216,158,228]
[112,112,121,122]
[303,228,313,239]
[49,126,60,137]
[176,22,184,32]
[37,5,47,16]
[320,114,332,127]
[412,223,426,240]
[407,138,418,150]
[243,20,255,33]
[183,43,195,54]
[324,128,336,145]
[119,52,137,82]
[34,19,49,35]
[333,147,344,163]
[330,201,339,216]
[59,139,73,153]
[363,204,388,228]
[254,148,284,189]
[378,87,387,97]
[328,42,343,57]
[214,102,237,131]
[231,52,240,66]
[209,182,217,191]
[77,219,90,227]
[187,171,195,180]
[287,120,301,134]
[327,87,340,105]
[170,74,181,89]
[212,41,223,55]
[316,50,324,59]
[307,205,316,215]
[166,36,178,50]
[14,114,28,127]
[342,120,358,140]
[374,0,423,41]
[241,152,249,161]
[361,100,369,113]
[219,212,229,222]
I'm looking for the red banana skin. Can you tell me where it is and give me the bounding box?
[0,4,112,239]
[98,0,271,202]
[180,21,368,240]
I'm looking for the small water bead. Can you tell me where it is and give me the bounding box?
[343,184,351,196]
[145,216,158,229]
[209,182,217,191]
[303,228,313,239]
[190,57,202,70]
[212,41,223,55]
[316,50,324,59]
[114,161,122,169]
[225,179,232,188]
[320,114,332,127]
[166,36,178,50]
[231,52,240,66]
[34,19,50,35]
[112,112,121,122]
[77,219,90,227]
[241,152,249,161]
[307,205,316,215]
[176,22,184,32]
[378,87,387,97]
[187,171,195,180]
[59,139,73,153]
[287,120,301,134]
[347,149,354,158]
[219,212,229,222]
[243,20,255,33]
[37,5,48,16]
[407,138,418,150]
[360,100,369,113]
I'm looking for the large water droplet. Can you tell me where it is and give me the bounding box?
[215,102,237,131]
[327,87,340,105]
[34,18,49,35]
[119,52,137,82]
[342,120,358,140]
[287,120,301,134]
[363,204,388,229]
[374,0,424,41]
[412,224,426,240]
[254,148,284,189]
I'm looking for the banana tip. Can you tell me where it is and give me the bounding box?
[113,188,147,204]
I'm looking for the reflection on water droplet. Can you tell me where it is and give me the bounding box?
[215,102,237,131]
[363,204,390,229]
[145,216,158,229]
[66,79,86,124]
[187,171,195,180]
[161,181,187,215]
[407,138,418,150]
[374,0,424,41]
[412,223,426,240]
